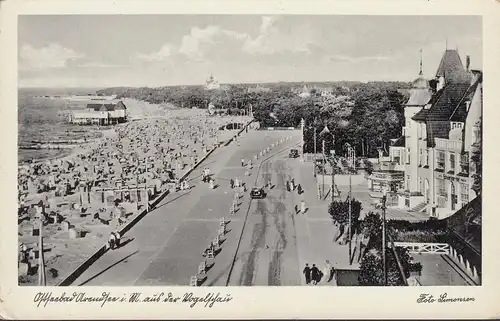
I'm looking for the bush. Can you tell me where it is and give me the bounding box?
[358,249,384,286]
[393,230,447,243]
[358,247,409,286]
[328,198,362,230]
[363,159,374,175]
[387,219,447,232]
[409,262,423,273]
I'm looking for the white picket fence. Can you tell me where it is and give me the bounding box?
[393,242,450,255]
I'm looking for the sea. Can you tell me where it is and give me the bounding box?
[18,87,105,164]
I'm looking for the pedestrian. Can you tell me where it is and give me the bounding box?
[324,260,332,283]
[108,232,119,250]
[286,180,291,192]
[300,200,307,214]
[311,264,320,285]
[297,184,303,195]
[241,158,245,167]
[303,263,311,285]
[115,231,121,248]
[230,178,234,189]
[291,178,295,190]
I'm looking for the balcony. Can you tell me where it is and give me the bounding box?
[458,164,470,177]
[435,138,461,151]
[435,162,445,172]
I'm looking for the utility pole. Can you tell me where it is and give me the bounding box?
[300,118,305,162]
[313,126,317,177]
[345,143,353,265]
[382,193,387,286]
[38,219,46,286]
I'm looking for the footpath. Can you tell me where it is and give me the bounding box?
[292,160,362,286]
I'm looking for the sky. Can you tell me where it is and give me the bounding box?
[18,15,482,88]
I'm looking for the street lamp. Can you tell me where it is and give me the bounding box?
[320,125,335,201]
[344,143,354,265]
[381,189,388,286]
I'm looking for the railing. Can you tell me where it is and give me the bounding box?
[393,242,450,255]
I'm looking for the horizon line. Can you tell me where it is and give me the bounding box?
[18,79,416,90]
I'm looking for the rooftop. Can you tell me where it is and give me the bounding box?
[436,49,472,84]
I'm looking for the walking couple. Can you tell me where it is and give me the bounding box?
[303,260,335,285]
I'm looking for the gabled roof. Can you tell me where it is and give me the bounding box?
[86,102,125,112]
[413,83,470,122]
[450,80,480,122]
[115,101,127,110]
[435,50,472,84]
[426,121,451,147]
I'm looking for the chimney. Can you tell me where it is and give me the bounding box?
[466,55,470,72]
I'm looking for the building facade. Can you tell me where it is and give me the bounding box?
[69,101,128,125]
[392,49,482,219]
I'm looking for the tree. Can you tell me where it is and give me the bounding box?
[361,212,383,241]
[329,198,362,243]
[363,159,374,175]
[358,246,410,286]
[358,249,384,286]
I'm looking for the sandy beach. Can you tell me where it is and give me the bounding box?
[18,98,251,285]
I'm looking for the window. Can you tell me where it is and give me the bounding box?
[449,154,456,173]
[419,149,423,166]
[452,123,456,129]
[460,152,469,175]
[436,178,446,196]
[460,183,469,207]
[425,149,429,166]
[436,151,445,170]
[406,148,411,164]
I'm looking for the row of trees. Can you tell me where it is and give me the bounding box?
[98,81,410,158]
[327,198,413,286]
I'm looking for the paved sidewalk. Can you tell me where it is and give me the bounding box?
[72,130,300,286]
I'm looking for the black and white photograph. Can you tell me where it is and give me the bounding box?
[15,14,483,288]
[2,1,500,319]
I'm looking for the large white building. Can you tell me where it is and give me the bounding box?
[204,74,220,90]
[391,49,482,219]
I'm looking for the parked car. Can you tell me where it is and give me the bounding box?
[289,149,299,158]
[250,187,266,199]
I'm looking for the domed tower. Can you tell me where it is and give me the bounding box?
[402,49,432,193]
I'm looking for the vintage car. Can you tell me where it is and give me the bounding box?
[289,149,299,158]
[250,187,266,199]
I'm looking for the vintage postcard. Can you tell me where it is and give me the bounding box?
[1,0,499,319]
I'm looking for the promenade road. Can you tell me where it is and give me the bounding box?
[71,129,301,286]
[227,153,303,286]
